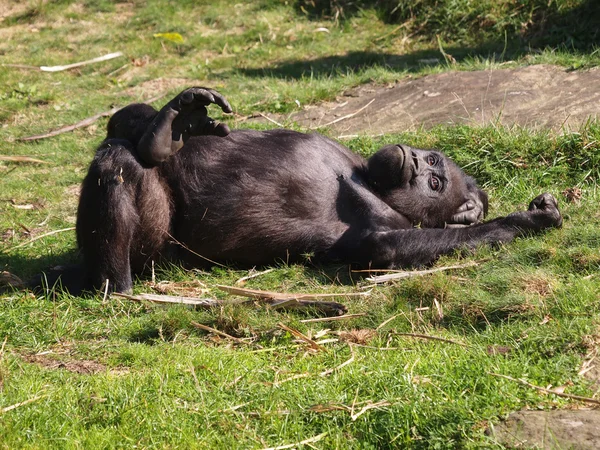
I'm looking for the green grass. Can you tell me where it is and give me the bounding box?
[1,0,600,448]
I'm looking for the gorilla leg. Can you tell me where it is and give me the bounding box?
[76,140,172,293]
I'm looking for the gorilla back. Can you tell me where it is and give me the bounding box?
[73,88,562,294]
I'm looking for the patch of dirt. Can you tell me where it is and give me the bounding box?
[270,65,600,134]
[124,77,190,99]
[21,353,127,375]
[491,410,600,449]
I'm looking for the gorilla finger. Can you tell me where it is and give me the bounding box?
[207,89,233,114]
[450,210,479,225]
[180,89,195,104]
[191,88,216,106]
[203,119,230,137]
[454,201,475,213]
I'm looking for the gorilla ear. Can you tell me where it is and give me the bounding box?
[367,144,405,191]
[477,187,489,218]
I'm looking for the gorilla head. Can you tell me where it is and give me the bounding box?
[367,144,488,228]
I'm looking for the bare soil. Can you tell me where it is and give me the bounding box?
[21,352,127,375]
[491,410,600,449]
[274,65,600,134]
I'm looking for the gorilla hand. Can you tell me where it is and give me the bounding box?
[168,87,233,139]
[526,193,563,229]
[138,87,233,165]
[446,192,486,228]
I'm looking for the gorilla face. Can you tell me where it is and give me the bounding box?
[367,144,486,228]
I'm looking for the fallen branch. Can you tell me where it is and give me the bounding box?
[19,92,167,141]
[1,395,46,414]
[313,99,375,129]
[488,372,600,406]
[360,261,479,284]
[261,432,328,450]
[190,321,255,346]
[112,292,221,308]
[392,332,469,347]
[0,155,48,164]
[3,227,75,253]
[278,323,325,352]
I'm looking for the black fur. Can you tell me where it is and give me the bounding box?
[67,88,561,294]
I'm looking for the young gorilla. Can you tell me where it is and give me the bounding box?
[75,88,562,293]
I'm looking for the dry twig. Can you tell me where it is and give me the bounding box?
[261,432,328,450]
[313,99,375,129]
[257,112,284,127]
[360,261,479,284]
[235,268,275,284]
[393,332,469,347]
[278,323,325,352]
[4,227,75,253]
[190,321,255,346]
[19,92,167,141]
[376,313,402,330]
[1,395,46,414]
[41,52,124,72]
[488,372,600,405]
[2,52,124,72]
[112,292,220,308]
[0,155,48,164]
[217,285,355,316]
[299,313,366,323]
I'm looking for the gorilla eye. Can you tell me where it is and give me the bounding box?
[429,176,441,191]
[427,155,436,166]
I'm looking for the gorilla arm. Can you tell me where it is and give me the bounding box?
[106,87,232,166]
[346,193,562,267]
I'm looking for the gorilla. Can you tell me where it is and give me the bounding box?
[70,87,561,294]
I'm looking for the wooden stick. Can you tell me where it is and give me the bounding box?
[19,92,167,142]
[393,332,469,347]
[0,155,48,164]
[299,313,366,323]
[40,52,124,72]
[363,261,479,284]
[488,372,600,405]
[278,323,325,352]
[313,99,375,129]
[4,227,75,253]
[1,395,46,414]
[261,432,328,450]
[190,321,254,346]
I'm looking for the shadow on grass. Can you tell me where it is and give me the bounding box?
[238,0,600,80]
[295,0,600,49]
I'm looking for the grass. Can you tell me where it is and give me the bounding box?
[1,0,600,448]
